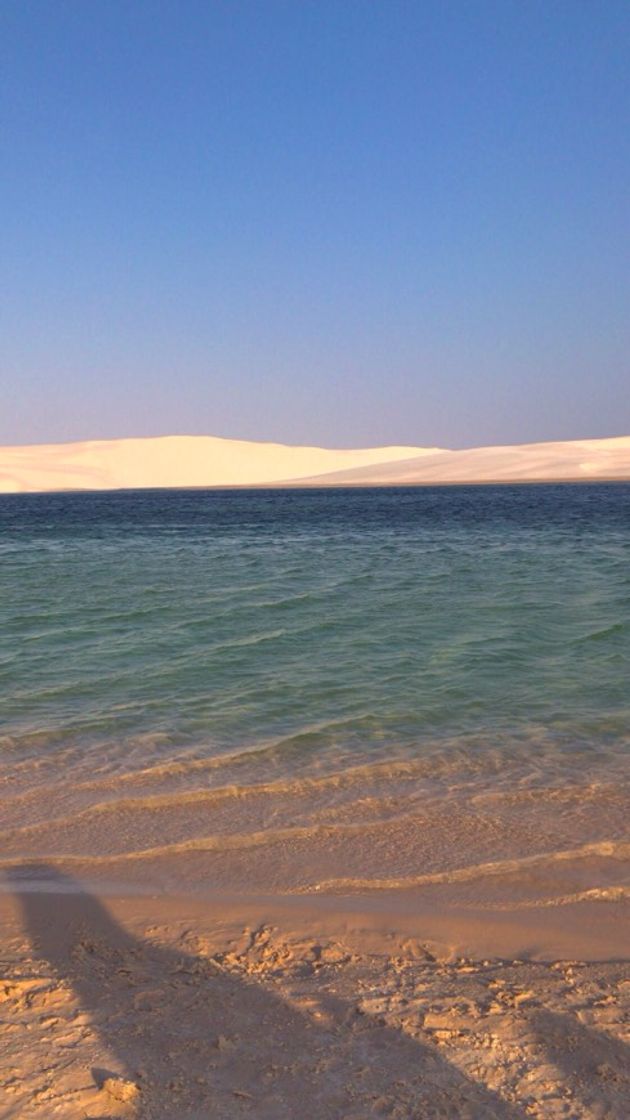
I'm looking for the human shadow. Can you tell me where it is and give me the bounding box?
[529,1007,630,1116]
[8,864,527,1119]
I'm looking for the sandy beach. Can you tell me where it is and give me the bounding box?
[2,749,629,1119]
[1,879,629,1120]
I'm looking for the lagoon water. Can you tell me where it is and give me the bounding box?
[1,485,629,903]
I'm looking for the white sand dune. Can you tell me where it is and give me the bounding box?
[0,435,436,493]
[1,433,629,493]
[299,435,630,486]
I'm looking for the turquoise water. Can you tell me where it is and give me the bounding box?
[3,485,630,757]
[1,485,629,895]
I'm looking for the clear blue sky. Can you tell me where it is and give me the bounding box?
[2,1,629,448]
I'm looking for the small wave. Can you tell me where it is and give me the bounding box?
[1,838,627,890]
[294,840,630,894]
[463,884,630,910]
[5,766,626,840]
[0,734,524,808]
[574,622,627,643]
[204,628,289,651]
[0,776,408,839]
[0,821,363,863]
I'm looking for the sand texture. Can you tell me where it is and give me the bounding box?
[1,434,630,493]
[1,885,628,1120]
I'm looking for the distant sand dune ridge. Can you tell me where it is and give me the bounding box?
[1,433,629,493]
[301,435,630,486]
[0,435,434,493]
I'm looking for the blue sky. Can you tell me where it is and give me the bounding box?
[2,0,629,448]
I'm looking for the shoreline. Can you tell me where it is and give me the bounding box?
[3,882,629,963]
[4,475,630,496]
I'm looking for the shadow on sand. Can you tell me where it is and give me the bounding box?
[9,865,534,1119]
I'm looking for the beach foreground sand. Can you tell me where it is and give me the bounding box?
[1,883,628,1119]
[2,711,628,1117]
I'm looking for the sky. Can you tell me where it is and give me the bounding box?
[2,1,629,449]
